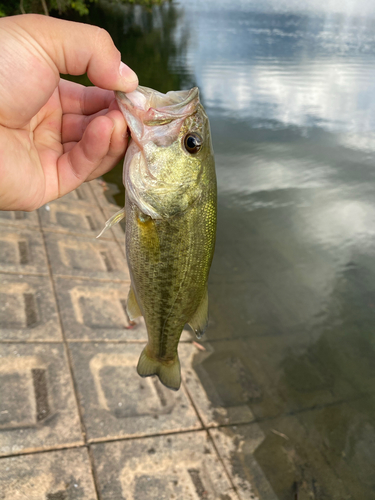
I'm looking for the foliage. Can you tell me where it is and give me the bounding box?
[0,0,166,17]
[0,0,20,17]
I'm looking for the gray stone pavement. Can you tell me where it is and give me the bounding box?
[0,180,275,500]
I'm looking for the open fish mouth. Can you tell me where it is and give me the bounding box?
[116,86,199,127]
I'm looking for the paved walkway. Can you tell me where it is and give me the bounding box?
[0,180,276,500]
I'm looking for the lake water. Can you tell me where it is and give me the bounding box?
[70,0,375,497]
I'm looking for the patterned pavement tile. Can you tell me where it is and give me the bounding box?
[0,227,48,276]
[210,413,353,500]
[209,425,278,500]
[91,431,238,500]
[54,278,145,341]
[0,274,62,342]
[297,396,375,500]
[58,183,98,207]
[0,343,82,456]
[0,210,39,229]
[44,232,129,282]
[180,343,255,427]
[0,447,97,500]
[69,342,201,441]
[89,179,122,211]
[187,337,359,423]
[38,202,110,239]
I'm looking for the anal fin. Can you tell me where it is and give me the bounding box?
[188,288,209,339]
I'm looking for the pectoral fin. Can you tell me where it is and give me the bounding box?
[188,288,209,339]
[96,207,126,238]
[126,286,142,321]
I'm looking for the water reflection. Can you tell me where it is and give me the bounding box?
[183,2,375,130]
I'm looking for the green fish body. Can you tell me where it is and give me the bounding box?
[114,86,216,390]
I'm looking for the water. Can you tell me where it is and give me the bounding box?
[67,1,375,497]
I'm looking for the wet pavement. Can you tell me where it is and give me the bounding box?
[0,180,275,500]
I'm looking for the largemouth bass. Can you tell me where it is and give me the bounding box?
[100,86,216,390]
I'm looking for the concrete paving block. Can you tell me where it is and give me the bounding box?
[0,227,48,276]
[180,344,255,427]
[0,343,83,456]
[39,202,110,239]
[182,339,263,425]
[44,232,130,281]
[209,426,278,500]
[69,342,201,441]
[188,337,360,423]
[0,447,97,500]
[91,431,237,500]
[89,179,122,210]
[58,183,98,207]
[55,278,146,341]
[298,397,375,499]
[210,414,352,500]
[0,210,39,229]
[0,274,62,341]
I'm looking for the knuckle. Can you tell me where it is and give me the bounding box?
[94,27,113,49]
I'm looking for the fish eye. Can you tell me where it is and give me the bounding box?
[183,133,203,154]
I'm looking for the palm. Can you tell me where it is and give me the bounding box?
[0,79,126,211]
[3,87,64,210]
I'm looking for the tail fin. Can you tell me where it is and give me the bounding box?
[137,347,181,391]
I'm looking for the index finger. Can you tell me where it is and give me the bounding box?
[59,78,115,115]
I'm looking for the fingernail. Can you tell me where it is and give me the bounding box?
[119,61,138,84]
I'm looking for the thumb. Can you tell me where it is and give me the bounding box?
[0,14,137,127]
[11,14,138,91]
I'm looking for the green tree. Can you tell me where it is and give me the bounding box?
[0,0,166,17]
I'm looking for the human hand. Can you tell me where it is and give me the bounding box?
[0,14,138,211]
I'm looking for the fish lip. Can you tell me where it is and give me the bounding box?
[115,86,200,123]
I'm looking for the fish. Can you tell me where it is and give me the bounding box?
[99,85,217,390]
